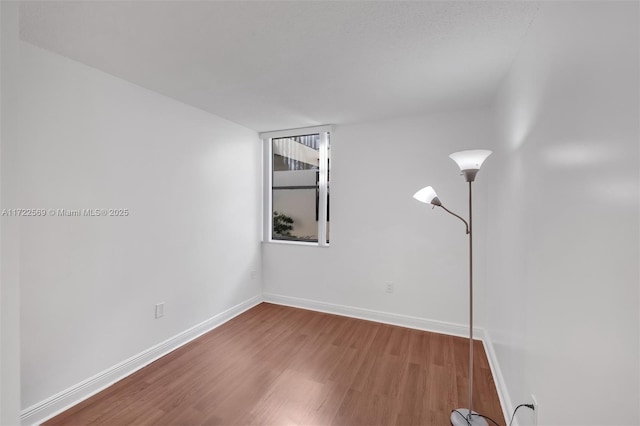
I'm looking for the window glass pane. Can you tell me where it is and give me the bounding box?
[272,134,320,242]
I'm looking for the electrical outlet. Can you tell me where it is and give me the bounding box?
[531,394,538,426]
[155,303,165,319]
[385,282,394,293]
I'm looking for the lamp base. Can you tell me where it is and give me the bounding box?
[450,408,489,426]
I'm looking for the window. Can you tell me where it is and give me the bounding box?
[261,126,331,246]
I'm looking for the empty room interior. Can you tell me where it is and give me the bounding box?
[1,1,639,426]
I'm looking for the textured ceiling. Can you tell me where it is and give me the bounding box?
[19,1,539,132]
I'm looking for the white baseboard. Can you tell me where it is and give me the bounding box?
[263,292,482,340]
[21,295,263,426]
[264,293,512,425]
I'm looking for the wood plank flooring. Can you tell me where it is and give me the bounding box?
[44,303,504,426]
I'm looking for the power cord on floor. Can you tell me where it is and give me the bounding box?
[508,404,535,426]
[452,404,533,426]
[451,409,501,426]
[473,412,501,426]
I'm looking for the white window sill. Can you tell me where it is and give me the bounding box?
[263,240,330,248]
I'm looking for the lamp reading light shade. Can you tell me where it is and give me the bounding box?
[412,186,441,206]
[449,150,492,182]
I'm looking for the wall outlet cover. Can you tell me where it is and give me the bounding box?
[155,303,165,319]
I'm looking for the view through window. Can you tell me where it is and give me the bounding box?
[270,131,330,244]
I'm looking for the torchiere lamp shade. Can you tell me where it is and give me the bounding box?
[449,150,492,171]
[449,150,492,182]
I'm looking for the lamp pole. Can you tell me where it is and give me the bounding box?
[467,180,474,422]
[441,177,481,425]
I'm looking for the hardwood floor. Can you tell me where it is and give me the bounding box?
[44,303,504,426]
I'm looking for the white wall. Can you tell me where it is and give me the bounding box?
[1,2,22,424]
[14,42,262,415]
[486,2,639,425]
[264,108,493,330]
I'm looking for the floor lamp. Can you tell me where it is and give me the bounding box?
[413,149,492,426]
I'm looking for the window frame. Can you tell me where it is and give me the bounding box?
[261,125,332,247]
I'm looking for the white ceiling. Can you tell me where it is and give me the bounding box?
[19,1,539,132]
